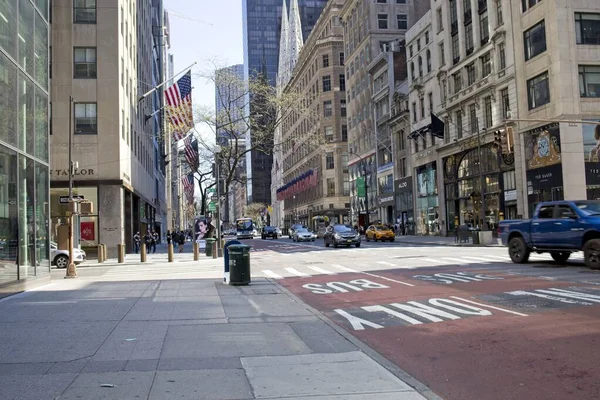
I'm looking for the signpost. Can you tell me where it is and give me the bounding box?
[59,195,84,204]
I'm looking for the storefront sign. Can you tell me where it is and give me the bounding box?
[583,119,600,186]
[504,190,517,202]
[526,164,563,191]
[395,177,413,194]
[377,163,394,175]
[50,169,95,176]
[81,221,95,241]
[379,196,394,205]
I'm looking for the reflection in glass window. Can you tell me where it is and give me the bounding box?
[0,53,19,148]
[74,0,97,23]
[75,103,97,134]
[35,162,49,270]
[34,12,48,89]
[18,156,35,275]
[0,0,18,59]
[579,65,600,98]
[19,0,35,76]
[74,47,97,78]
[0,150,18,282]
[35,89,48,161]
[19,75,34,154]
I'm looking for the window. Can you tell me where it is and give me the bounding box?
[326,153,335,169]
[426,50,431,73]
[452,34,460,64]
[453,72,462,93]
[409,45,413,57]
[450,0,458,29]
[74,0,96,23]
[465,23,474,53]
[498,42,506,70]
[417,38,421,51]
[341,99,347,116]
[578,66,600,98]
[439,42,445,66]
[339,52,345,65]
[479,11,489,44]
[323,54,329,68]
[325,126,334,142]
[420,98,425,119]
[428,92,433,114]
[74,47,96,78]
[322,75,331,92]
[398,158,407,178]
[418,56,423,77]
[441,79,447,102]
[339,74,346,91]
[557,205,577,219]
[343,178,350,196]
[463,0,472,19]
[324,100,333,117]
[341,125,348,141]
[575,13,600,45]
[378,14,388,29]
[377,0,387,3]
[425,31,430,44]
[341,153,349,172]
[501,88,510,119]
[522,0,542,13]
[456,110,463,139]
[484,96,492,128]
[537,206,553,219]
[469,104,477,133]
[481,52,491,77]
[412,102,417,122]
[437,8,443,32]
[527,71,550,109]
[496,0,503,25]
[327,178,335,195]
[75,103,97,134]
[410,62,415,81]
[467,63,476,85]
[524,20,546,61]
[396,0,406,3]
[397,14,408,29]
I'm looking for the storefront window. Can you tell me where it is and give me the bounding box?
[0,149,18,283]
[18,155,35,276]
[0,52,19,148]
[416,162,439,235]
[35,163,49,271]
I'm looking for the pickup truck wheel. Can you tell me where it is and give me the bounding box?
[583,239,600,269]
[550,252,570,264]
[508,237,530,263]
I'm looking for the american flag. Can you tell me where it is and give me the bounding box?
[165,71,194,141]
[182,173,194,204]
[184,135,199,171]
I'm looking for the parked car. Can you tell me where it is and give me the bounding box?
[50,242,86,268]
[288,224,306,239]
[324,224,361,248]
[499,200,600,268]
[293,227,316,242]
[261,226,279,240]
[365,225,395,242]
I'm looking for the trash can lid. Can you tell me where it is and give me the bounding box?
[227,244,252,250]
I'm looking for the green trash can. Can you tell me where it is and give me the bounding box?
[227,244,251,285]
[205,238,216,257]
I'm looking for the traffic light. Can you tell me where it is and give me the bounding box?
[493,129,515,155]
[494,130,502,151]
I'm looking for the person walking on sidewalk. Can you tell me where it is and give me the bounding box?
[133,232,141,253]
[178,230,185,253]
[152,230,158,253]
[143,231,153,253]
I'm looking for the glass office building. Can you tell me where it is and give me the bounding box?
[0,0,51,295]
[242,0,327,204]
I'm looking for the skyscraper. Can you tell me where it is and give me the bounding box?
[242,0,328,205]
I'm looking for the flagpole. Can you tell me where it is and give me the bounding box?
[138,61,197,103]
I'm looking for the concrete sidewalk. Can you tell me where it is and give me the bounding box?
[0,270,435,399]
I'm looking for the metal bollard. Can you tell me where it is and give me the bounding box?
[212,241,217,259]
[168,243,174,262]
[193,242,199,261]
[97,244,104,263]
[117,244,125,263]
[140,243,147,262]
[102,244,107,262]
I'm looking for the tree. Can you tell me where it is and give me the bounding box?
[194,60,323,219]
[243,203,269,227]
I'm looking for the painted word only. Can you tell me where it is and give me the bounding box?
[412,271,504,285]
[303,279,389,294]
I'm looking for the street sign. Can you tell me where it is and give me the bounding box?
[59,195,84,204]
[208,202,216,211]
[211,195,218,202]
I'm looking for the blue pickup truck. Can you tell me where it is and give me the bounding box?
[498,200,600,269]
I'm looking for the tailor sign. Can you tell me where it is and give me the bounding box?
[50,168,95,176]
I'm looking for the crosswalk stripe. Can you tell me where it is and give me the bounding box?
[332,264,358,273]
[442,257,475,264]
[285,267,311,277]
[376,261,396,267]
[463,256,491,263]
[422,258,446,264]
[262,270,283,279]
[484,255,509,261]
[308,266,336,275]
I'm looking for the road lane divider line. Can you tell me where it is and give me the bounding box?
[376,261,397,267]
[361,272,415,287]
[442,257,476,264]
[308,266,336,275]
[450,296,529,317]
[332,264,358,272]
[262,270,283,279]
[285,268,312,277]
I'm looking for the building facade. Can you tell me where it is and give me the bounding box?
[340,0,429,228]
[50,0,166,256]
[508,0,600,217]
[280,0,350,230]
[242,0,328,206]
[0,0,51,295]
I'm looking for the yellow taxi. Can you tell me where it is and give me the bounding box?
[365,225,395,242]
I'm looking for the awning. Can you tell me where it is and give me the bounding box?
[408,113,445,140]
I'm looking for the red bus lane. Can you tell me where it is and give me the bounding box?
[279,268,600,400]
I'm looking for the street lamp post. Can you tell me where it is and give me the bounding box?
[349,152,370,228]
[214,145,223,257]
[66,95,78,279]
[477,124,487,231]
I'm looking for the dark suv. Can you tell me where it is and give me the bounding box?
[324,224,361,248]
[261,226,278,240]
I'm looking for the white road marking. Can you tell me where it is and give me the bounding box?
[463,256,491,263]
[308,266,336,275]
[485,255,510,261]
[332,264,358,273]
[422,258,446,264]
[285,267,312,277]
[442,257,475,264]
[262,270,283,279]
[361,272,415,287]
[376,261,396,267]
[450,296,529,317]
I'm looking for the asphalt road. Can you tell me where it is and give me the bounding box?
[246,236,600,400]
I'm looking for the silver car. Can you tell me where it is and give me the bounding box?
[293,228,316,242]
[50,242,86,268]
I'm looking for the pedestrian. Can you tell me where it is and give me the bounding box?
[143,231,152,253]
[178,230,185,253]
[166,230,172,246]
[133,232,141,253]
[152,230,158,253]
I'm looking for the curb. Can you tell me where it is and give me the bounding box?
[271,279,444,400]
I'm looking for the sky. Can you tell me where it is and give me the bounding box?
[164,0,244,139]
